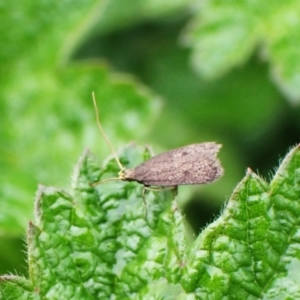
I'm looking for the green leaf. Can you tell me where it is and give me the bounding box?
[0,1,162,235]
[1,145,177,299]
[1,144,300,299]
[94,0,193,35]
[181,144,300,298]
[183,1,300,102]
[0,276,36,300]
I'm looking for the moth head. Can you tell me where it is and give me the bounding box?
[118,167,128,181]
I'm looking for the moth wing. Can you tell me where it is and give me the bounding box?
[128,142,223,186]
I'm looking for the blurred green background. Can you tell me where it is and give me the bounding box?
[1,0,300,276]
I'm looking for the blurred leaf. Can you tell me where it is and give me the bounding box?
[93,0,193,35]
[1,144,300,299]
[0,237,27,276]
[183,0,300,103]
[0,1,162,235]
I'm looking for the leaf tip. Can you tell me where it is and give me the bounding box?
[34,185,46,219]
[246,167,255,175]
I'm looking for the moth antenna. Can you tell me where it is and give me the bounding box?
[89,177,122,187]
[92,92,124,171]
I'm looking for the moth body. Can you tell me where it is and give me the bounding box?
[122,142,223,186]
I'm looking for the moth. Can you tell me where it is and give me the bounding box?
[91,92,223,188]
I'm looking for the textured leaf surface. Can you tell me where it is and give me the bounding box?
[0,145,180,299]
[1,144,300,299]
[181,144,300,298]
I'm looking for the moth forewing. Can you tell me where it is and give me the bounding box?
[123,143,223,186]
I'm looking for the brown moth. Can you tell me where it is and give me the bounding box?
[123,143,223,186]
[91,92,223,187]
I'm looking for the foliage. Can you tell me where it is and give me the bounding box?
[1,143,300,299]
[184,0,300,102]
[1,0,300,292]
